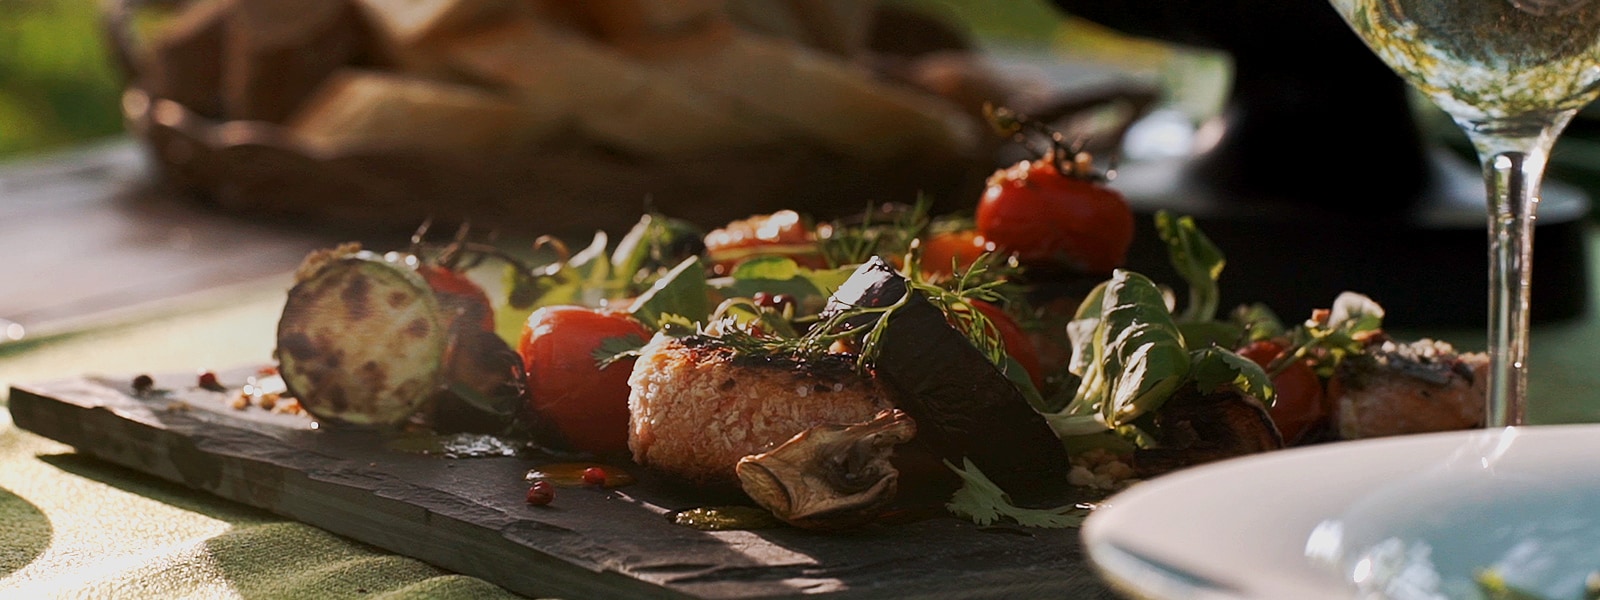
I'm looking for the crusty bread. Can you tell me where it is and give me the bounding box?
[725,0,878,57]
[288,69,527,156]
[639,30,979,163]
[354,0,515,45]
[530,0,727,42]
[143,0,231,118]
[352,0,517,76]
[222,0,375,123]
[436,14,779,158]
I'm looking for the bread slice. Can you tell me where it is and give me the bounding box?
[287,69,527,156]
[354,0,515,46]
[352,0,517,76]
[725,0,878,57]
[143,0,232,118]
[436,15,779,158]
[640,31,979,163]
[528,0,727,41]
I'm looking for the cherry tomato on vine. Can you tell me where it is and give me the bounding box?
[703,210,827,275]
[1237,339,1328,445]
[919,229,991,279]
[518,306,651,456]
[418,264,496,332]
[975,153,1134,276]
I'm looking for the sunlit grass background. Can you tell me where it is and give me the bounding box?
[0,0,125,158]
[0,0,1191,161]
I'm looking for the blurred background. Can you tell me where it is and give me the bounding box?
[8,0,1600,202]
[7,0,1600,328]
[0,0,1226,160]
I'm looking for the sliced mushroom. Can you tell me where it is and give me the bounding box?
[736,409,917,530]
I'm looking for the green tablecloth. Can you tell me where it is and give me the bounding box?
[4,227,1600,599]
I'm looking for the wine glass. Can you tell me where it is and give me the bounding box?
[1328,0,1600,427]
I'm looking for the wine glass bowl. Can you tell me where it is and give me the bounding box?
[1332,0,1600,121]
[1328,0,1600,427]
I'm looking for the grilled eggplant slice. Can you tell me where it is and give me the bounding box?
[819,256,1073,506]
[275,249,447,426]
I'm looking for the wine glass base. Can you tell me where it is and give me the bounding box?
[1114,145,1592,329]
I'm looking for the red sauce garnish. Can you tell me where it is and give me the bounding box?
[524,462,635,488]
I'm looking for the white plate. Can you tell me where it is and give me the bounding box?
[1080,423,1600,600]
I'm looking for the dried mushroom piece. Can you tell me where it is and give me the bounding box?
[736,409,916,530]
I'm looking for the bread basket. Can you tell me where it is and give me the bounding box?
[105,0,1153,236]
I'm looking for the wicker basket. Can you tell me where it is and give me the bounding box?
[105,0,1147,237]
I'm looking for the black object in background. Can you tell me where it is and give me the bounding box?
[1049,0,1592,328]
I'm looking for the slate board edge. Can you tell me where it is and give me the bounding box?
[6,381,682,600]
[6,376,1122,600]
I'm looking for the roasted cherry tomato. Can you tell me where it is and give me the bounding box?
[518,306,651,456]
[964,300,1045,391]
[704,210,827,275]
[418,264,495,332]
[1237,339,1328,445]
[919,229,991,279]
[975,152,1134,276]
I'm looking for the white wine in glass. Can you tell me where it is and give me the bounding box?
[1329,0,1600,427]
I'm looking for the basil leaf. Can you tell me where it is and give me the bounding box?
[1104,322,1191,423]
[609,213,657,281]
[1188,346,1275,405]
[1156,210,1225,323]
[1230,302,1286,342]
[1177,320,1245,350]
[709,258,856,308]
[1074,270,1193,425]
[629,256,710,330]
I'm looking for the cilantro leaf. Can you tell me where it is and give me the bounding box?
[592,331,650,370]
[943,458,1087,528]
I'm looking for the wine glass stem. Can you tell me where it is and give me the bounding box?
[1466,112,1574,428]
[1483,150,1538,427]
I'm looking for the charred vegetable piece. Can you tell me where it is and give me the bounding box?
[276,249,446,426]
[1130,385,1284,478]
[737,409,917,530]
[820,256,1073,506]
[430,326,527,434]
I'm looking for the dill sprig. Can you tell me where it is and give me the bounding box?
[817,198,934,268]
[907,256,1015,370]
[699,236,1035,380]
[708,296,908,373]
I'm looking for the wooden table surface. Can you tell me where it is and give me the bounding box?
[0,139,408,343]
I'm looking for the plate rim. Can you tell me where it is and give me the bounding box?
[1079,422,1600,600]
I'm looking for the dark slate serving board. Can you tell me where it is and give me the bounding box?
[8,367,1123,600]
